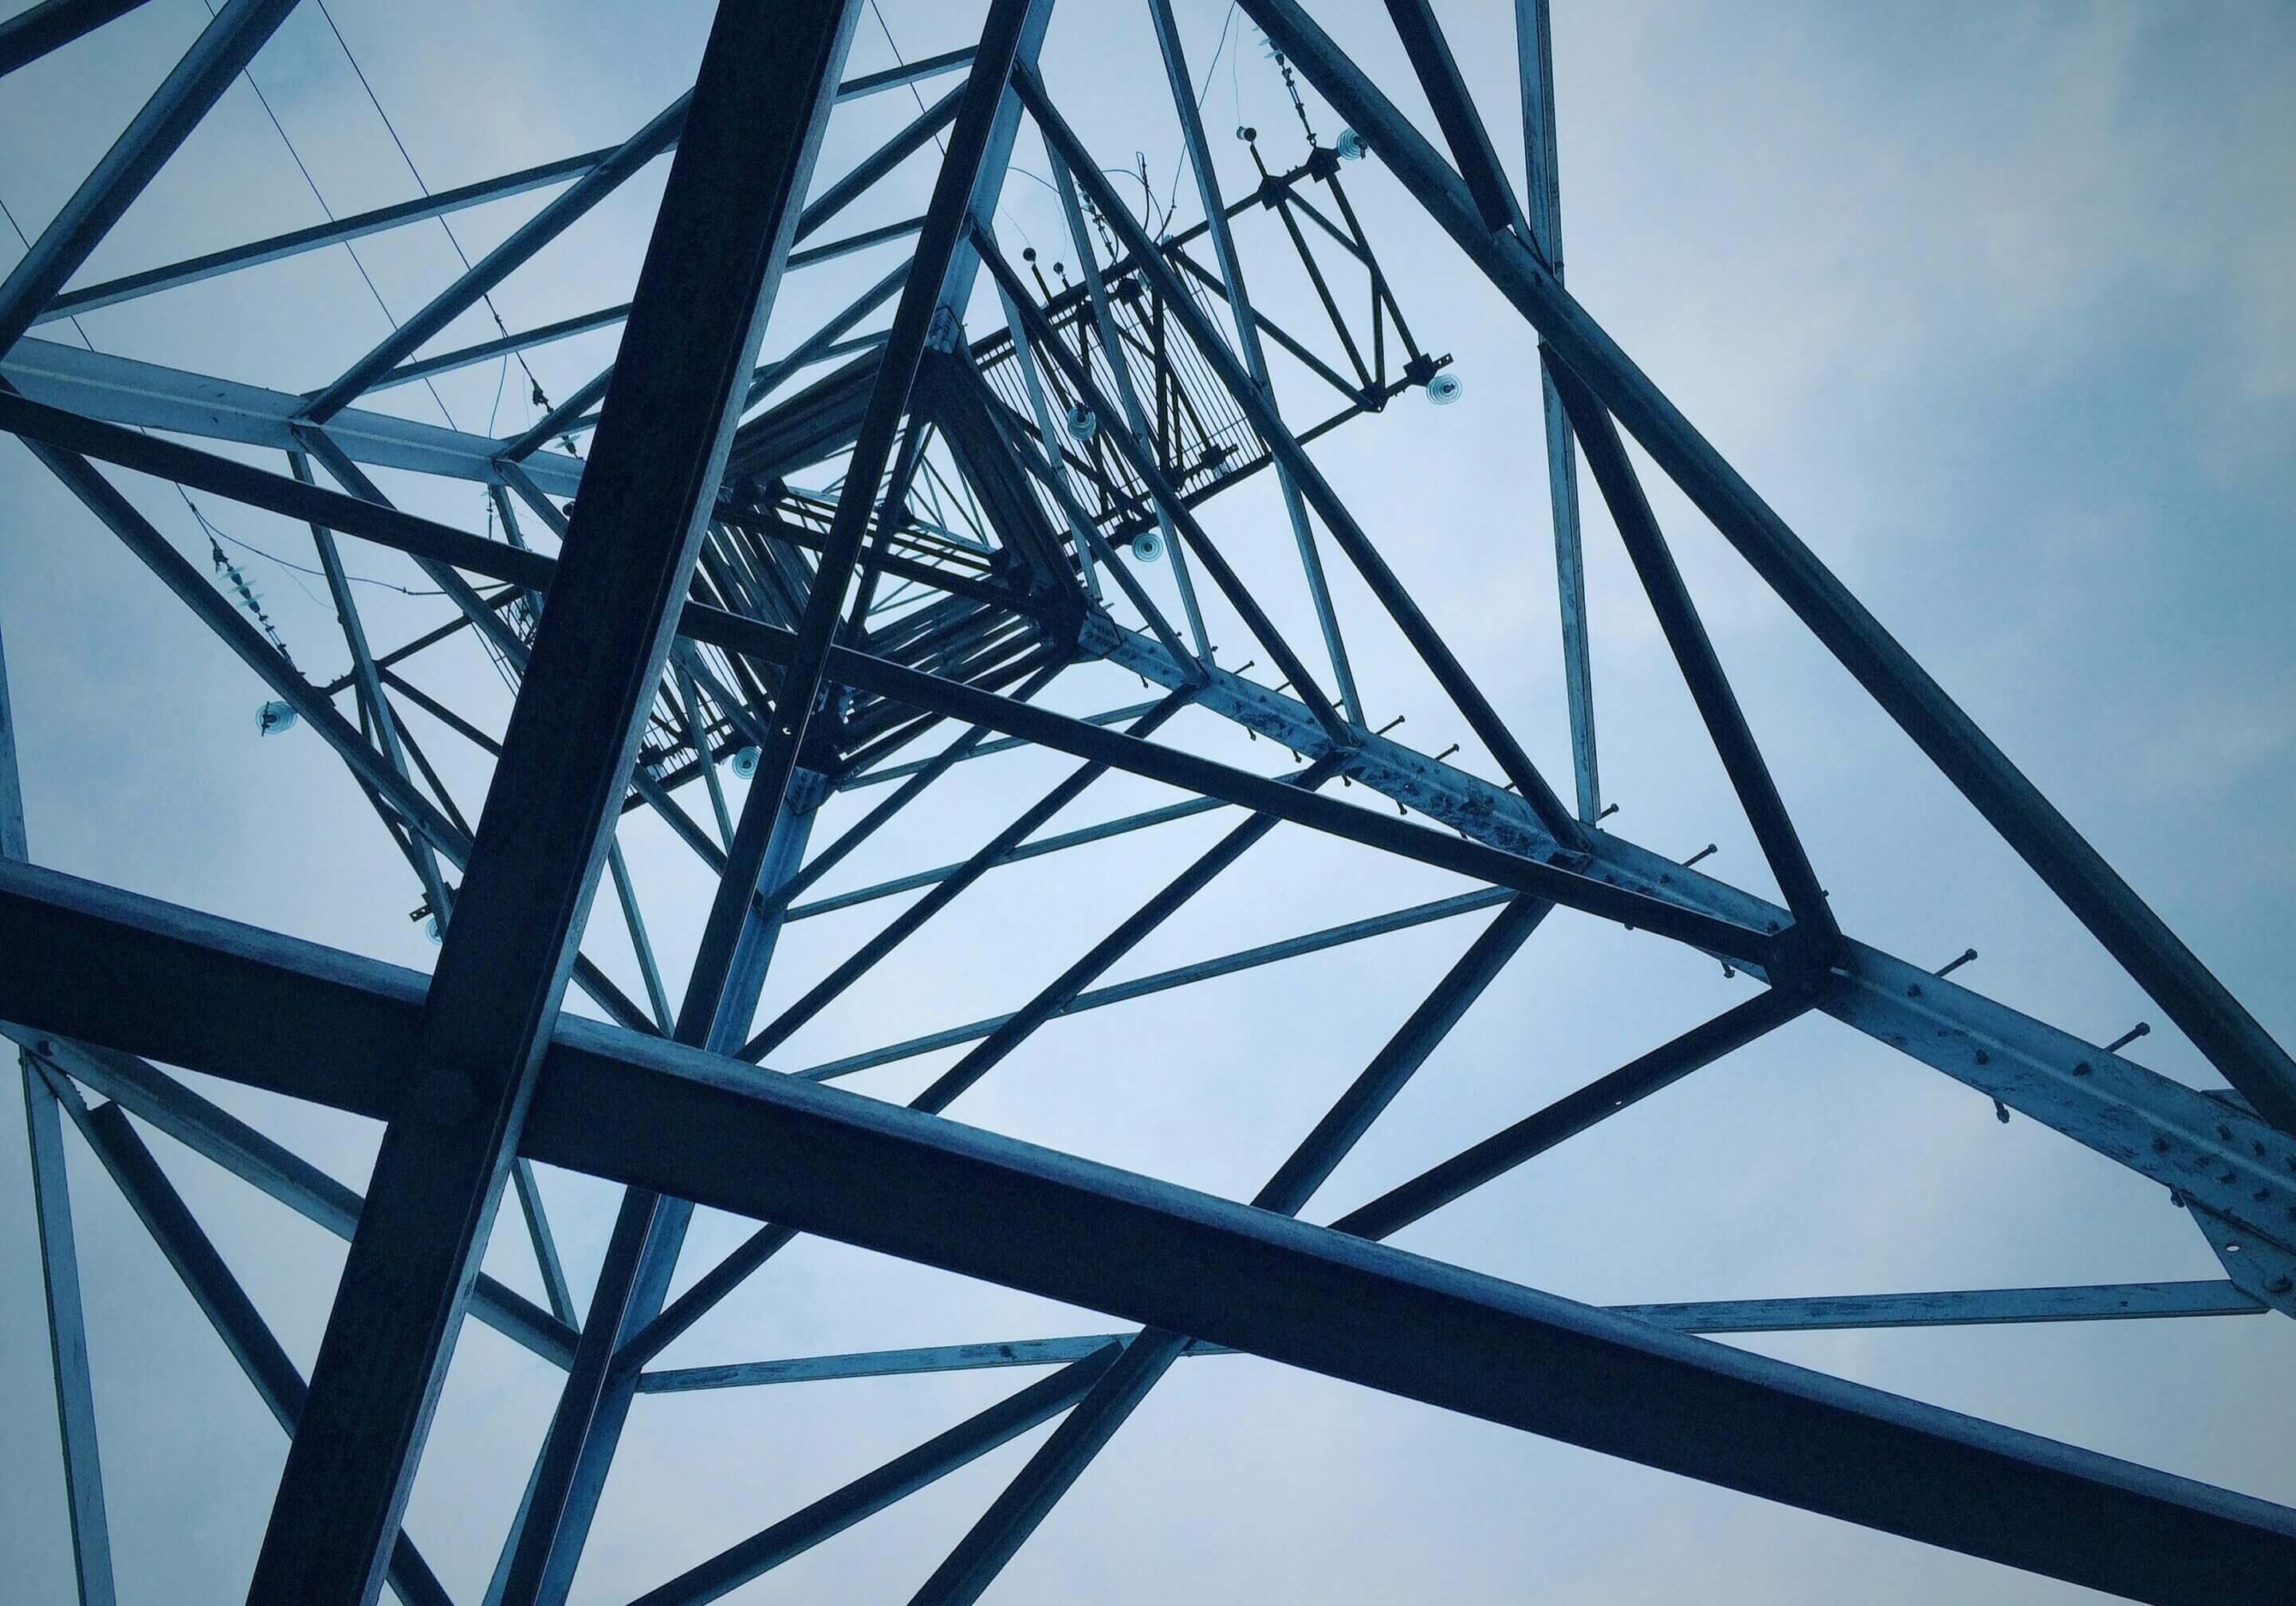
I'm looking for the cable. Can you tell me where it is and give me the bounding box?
[194,0,461,432]
[1160,1,1239,226]
[2,191,444,608]
[311,0,559,422]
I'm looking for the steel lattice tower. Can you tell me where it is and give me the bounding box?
[3,2,2293,1602]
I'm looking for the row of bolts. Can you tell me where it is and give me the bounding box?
[1203,660,2158,1133]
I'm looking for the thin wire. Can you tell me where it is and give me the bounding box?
[1161,1,1240,226]
[312,0,557,417]
[869,0,948,159]
[0,191,441,603]
[195,0,461,430]
[208,520,445,599]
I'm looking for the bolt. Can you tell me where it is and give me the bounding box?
[1935,947,1978,979]
[1973,1049,1991,1066]
[2152,1136,2172,1154]
[2217,1123,2235,1142]
[2072,1060,2093,1077]
[1906,984,1923,999]
[2267,1275,2294,1295]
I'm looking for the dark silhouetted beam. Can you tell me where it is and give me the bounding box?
[244,6,863,1599]
[3,861,2291,1605]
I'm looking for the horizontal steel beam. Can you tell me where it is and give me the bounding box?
[9,396,2286,1241]
[2,338,586,495]
[2,858,2293,1603]
[638,1281,2267,1392]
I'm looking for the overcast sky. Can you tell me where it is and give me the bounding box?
[2,1,2293,1601]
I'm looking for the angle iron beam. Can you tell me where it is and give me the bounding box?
[301,88,698,423]
[1236,0,2296,1134]
[4,861,2294,1604]
[1147,0,1362,721]
[1545,357,1836,945]
[244,7,863,1597]
[14,1032,580,1365]
[18,383,2270,1181]
[0,0,301,350]
[0,0,155,79]
[639,1280,2269,1395]
[45,1078,455,1606]
[1014,74,1584,843]
[725,0,1039,913]
[17,1058,116,1604]
[1379,0,1530,237]
[498,773,826,1606]
[911,896,1551,1604]
[627,1348,1124,1606]
[1514,0,1598,822]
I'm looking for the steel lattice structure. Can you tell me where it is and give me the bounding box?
[2,2,2293,1602]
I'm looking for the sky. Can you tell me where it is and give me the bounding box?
[2,0,2294,1601]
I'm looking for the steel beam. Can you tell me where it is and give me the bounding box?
[16,1058,116,1606]
[6,863,2291,1603]
[3,336,587,496]
[300,87,694,423]
[1016,75,1585,844]
[721,1,1036,891]
[912,897,1550,1604]
[13,1035,578,1365]
[628,1348,1124,1606]
[1147,0,1362,721]
[793,886,1509,1081]
[0,0,155,79]
[1546,358,1836,944]
[45,1078,454,1606]
[2,611,100,1606]
[40,147,609,324]
[496,769,826,1606]
[244,6,862,1597]
[1237,0,2296,1133]
[657,696,1193,1367]
[1514,0,1598,823]
[1336,985,1820,1242]
[0,0,300,350]
[639,1282,2268,1394]
[10,376,2271,1200]
[1381,0,1529,237]
[31,53,957,328]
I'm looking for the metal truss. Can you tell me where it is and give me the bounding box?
[1,2,2290,1602]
